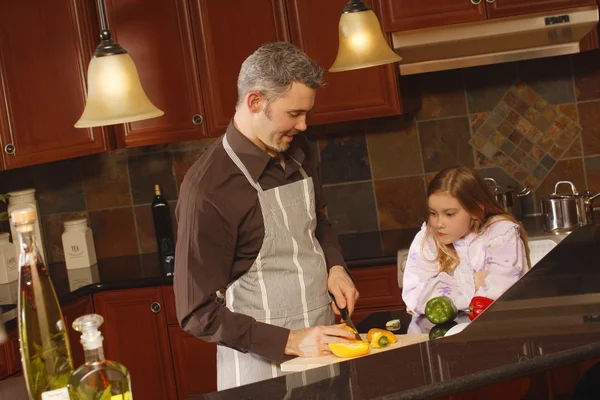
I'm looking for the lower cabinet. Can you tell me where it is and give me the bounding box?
[94,287,177,400]
[338,264,405,324]
[168,326,217,399]
[62,295,94,368]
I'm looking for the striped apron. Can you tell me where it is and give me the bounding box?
[217,134,334,390]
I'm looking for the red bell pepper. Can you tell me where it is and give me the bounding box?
[469,296,494,321]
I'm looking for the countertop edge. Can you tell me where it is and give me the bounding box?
[388,342,600,400]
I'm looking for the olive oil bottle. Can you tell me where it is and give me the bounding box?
[69,313,132,400]
[13,206,73,399]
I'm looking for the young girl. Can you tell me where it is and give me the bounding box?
[402,166,531,315]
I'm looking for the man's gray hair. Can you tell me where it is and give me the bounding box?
[236,42,325,108]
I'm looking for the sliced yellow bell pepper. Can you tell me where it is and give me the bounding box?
[367,328,397,349]
[328,340,370,358]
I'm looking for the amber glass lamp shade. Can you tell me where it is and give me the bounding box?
[329,1,402,73]
[75,0,163,128]
[75,52,163,128]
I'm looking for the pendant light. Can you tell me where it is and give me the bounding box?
[329,0,402,73]
[75,0,163,128]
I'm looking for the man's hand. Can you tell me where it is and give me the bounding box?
[328,265,359,316]
[284,324,356,357]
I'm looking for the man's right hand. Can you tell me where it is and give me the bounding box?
[284,324,356,357]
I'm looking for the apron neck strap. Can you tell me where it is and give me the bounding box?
[222,134,263,192]
[222,133,309,189]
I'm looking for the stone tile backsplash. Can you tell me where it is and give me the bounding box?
[2,51,600,262]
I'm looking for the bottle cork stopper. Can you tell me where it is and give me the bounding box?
[10,207,36,224]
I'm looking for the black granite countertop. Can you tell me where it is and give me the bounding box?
[187,224,600,400]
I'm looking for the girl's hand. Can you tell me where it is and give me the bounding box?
[474,270,489,292]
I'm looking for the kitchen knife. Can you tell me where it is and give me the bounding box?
[339,306,362,341]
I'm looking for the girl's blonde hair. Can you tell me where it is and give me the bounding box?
[423,166,531,273]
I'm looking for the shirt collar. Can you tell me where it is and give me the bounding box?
[225,122,305,182]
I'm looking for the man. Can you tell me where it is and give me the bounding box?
[174,42,359,390]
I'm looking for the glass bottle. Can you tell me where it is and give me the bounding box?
[69,313,132,400]
[12,206,73,399]
[151,184,175,276]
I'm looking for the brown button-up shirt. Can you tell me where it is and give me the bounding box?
[174,123,346,362]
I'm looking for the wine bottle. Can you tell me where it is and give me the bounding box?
[12,206,73,399]
[69,313,132,400]
[151,185,175,276]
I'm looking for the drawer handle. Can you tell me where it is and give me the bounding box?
[470,0,482,4]
[151,302,162,314]
[4,144,15,155]
[192,114,203,126]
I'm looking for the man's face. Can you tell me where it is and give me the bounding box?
[252,82,315,155]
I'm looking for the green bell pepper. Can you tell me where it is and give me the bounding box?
[429,320,458,340]
[425,296,458,324]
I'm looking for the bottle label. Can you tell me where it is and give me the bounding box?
[41,387,70,400]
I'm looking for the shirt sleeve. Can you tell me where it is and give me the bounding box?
[174,193,290,363]
[402,225,472,314]
[475,221,527,299]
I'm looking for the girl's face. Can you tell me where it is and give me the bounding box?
[428,192,475,245]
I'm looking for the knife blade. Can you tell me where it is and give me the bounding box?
[339,306,362,341]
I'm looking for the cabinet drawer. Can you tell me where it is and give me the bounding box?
[350,265,403,310]
[162,285,178,326]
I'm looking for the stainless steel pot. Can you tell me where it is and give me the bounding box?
[484,178,532,218]
[541,181,600,233]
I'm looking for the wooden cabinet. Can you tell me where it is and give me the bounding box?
[349,265,404,322]
[287,0,410,125]
[94,287,176,400]
[380,0,595,32]
[486,0,595,19]
[168,327,217,399]
[190,0,289,135]
[380,0,486,32]
[162,285,217,398]
[0,334,10,380]
[61,295,94,368]
[104,0,207,147]
[0,0,111,169]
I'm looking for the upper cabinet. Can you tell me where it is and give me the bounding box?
[380,0,486,31]
[0,0,111,169]
[189,1,289,135]
[486,0,595,19]
[287,0,411,125]
[104,0,207,147]
[381,0,595,31]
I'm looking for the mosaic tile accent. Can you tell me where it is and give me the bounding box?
[470,81,582,189]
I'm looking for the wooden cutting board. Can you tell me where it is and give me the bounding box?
[280,333,429,372]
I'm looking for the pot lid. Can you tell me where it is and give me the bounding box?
[484,177,519,195]
[545,180,582,199]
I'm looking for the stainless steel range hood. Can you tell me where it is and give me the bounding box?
[391,6,599,75]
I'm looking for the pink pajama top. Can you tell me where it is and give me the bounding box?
[402,219,528,315]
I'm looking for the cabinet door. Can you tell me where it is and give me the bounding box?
[6,328,21,376]
[168,326,217,398]
[350,265,403,310]
[61,295,94,368]
[487,0,595,19]
[380,0,486,31]
[0,334,10,380]
[0,0,111,169]
[94,287,176,400]
[287,0,405,125]
[189,0,289,136]
[105,0,207,147]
